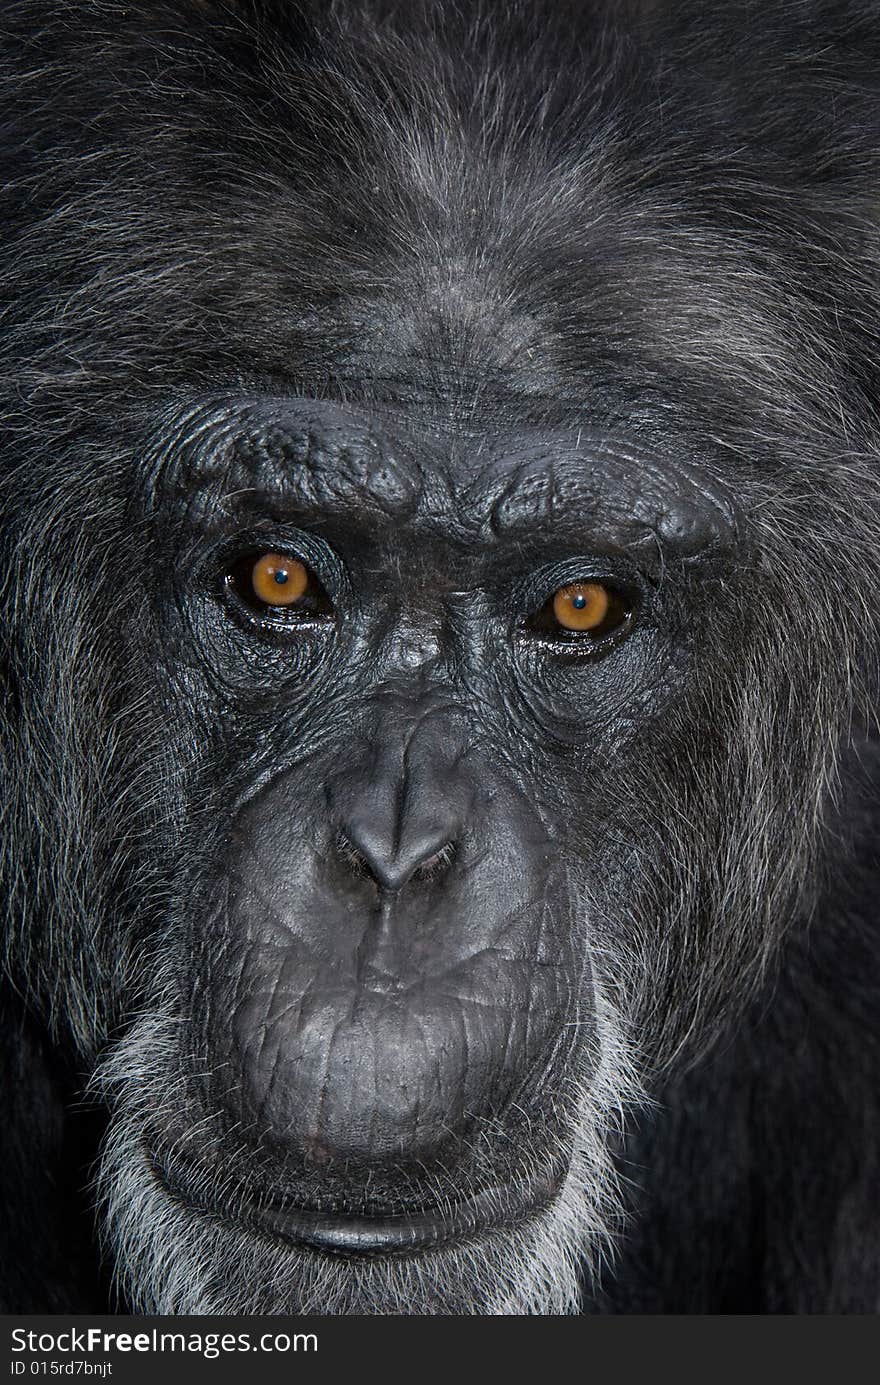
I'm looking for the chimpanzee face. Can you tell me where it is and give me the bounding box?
[80,389,744,1309]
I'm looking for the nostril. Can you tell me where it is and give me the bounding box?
[335,830,374,882]
[412,840,457,882]
[335,819,458,893]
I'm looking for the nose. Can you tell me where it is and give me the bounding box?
[338,813,457,891]
[329,705,467,893]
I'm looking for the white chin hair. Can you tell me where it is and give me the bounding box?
[95,989,637,1315]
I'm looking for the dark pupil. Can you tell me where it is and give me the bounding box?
[572,593,587,609]
[274,569,289,585]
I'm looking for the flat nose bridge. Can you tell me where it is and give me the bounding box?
[331,706,467,892]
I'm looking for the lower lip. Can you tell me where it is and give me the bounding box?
[255,1180,560,1256]
[156,1154,566,1257]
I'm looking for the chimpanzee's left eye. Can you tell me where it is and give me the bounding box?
[527,581,633,643]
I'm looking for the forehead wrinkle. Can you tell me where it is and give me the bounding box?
[163,399,425,525]
[458,443,740,558]
[229,420,424,522]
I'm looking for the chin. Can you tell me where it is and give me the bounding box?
[95,996,633,1316]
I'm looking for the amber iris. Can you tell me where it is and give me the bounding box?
[251,553,309,606]
[552,582,610,632]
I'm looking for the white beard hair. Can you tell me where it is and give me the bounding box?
[93,981,640,1316]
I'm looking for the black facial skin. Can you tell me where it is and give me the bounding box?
[148,397,703,1247]
[2,0,880,1315]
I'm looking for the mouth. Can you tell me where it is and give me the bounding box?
[152,1148,568,1258]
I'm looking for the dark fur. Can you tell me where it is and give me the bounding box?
[1,0,879,1313]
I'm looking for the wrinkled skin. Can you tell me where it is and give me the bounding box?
[1,0,880,1314]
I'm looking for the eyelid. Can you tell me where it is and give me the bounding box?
[207,526,349,595]
[513,558,640,612]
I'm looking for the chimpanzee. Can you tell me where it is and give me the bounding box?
[1,0,879,1314]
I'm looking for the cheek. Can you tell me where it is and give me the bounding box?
[186,593,340,696]
[504,621,684,752]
